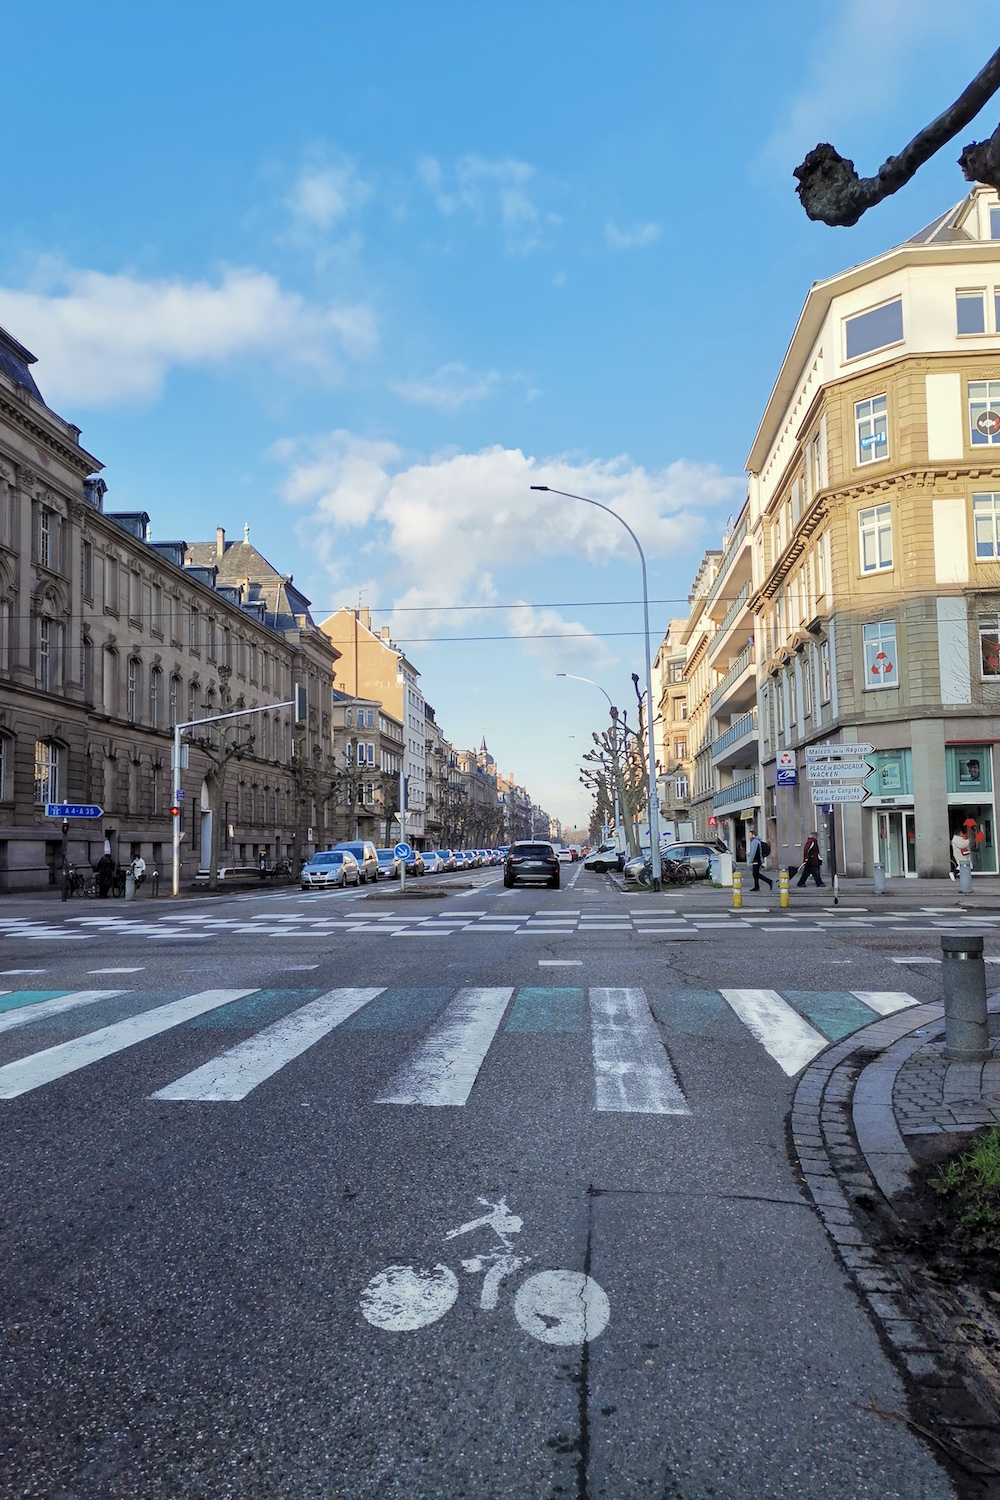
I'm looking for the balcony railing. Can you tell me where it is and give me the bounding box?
[710,642,754,710]
[713,773,758,811]
[703,512,748,611]
[713,581,750,644]
[711,707,757,759]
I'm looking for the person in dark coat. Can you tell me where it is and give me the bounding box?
[96,851,115,898]
[796,831,824,887]
[748,828,772,891]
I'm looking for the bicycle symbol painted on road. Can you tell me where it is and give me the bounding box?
[360,1196,610,1347]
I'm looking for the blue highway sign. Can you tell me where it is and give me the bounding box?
[45,804,103,819]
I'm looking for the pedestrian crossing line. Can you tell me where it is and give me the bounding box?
[849,990,919,1016]
[376,986,514,1106]
[589,987,690,1115]
[718,989,828,1077]
[0,989,126,1035]
[151,987,385,1101]
[0,989,258,1099]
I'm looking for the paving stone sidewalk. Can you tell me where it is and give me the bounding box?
[894,1031,1000,1136]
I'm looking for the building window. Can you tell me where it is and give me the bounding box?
[127,658,140,723]
[973,493,1000,558]
[81,636,93,703]
[859,503,893,573]
[151,583,163,635]
[367,742,375,766]
[673,737,687,760]
[367,709,374,728]
[0,735,7,801]
[863,620,899,689]
[207,619,216,662]
[189,682,199,720]
[820,639,831,703]
[151,764,161,816]
[855,395,888,465]
[775,678,785,735]
[957,290,987,335]
[845,297,903,360]
[149,667,161,728]
[345,708,353,727]
[39,508,52,568]
[105,556,118,613]
[81,541,93,600]
[980,616,1000,678]
[803,656,813,718]
[969,380,1000,445]
[675,773,689,800]
[788,667,798,727]
[169,674,180,727]
[34,740,59,805]
[38,618,51,691]
[190,607,200,652]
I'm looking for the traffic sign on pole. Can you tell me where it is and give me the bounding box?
[809,784,867,804]
[806,762,872,781]
[45,803,103,819]
[805,743,874,761]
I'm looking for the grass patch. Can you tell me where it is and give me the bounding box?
[930,1126,1000,1247]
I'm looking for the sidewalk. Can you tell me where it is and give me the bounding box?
[793,992,1000,1483]
[614,870,1000,911]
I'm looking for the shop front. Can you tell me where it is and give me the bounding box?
[865,749,916,878]
[946,744,997,873]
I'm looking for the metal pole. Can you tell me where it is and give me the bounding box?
[535,488,661,889]
[172,722,182,897]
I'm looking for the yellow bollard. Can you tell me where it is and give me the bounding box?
[732,868,742,909]
[779,868,789,908]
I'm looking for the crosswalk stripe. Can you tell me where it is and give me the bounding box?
[375,987,513,1106]
[151,987,385,1101]
[0,989,125,1035]
[719,989,827,1076]
[0,989,257,1099]
[849,990,919,1015]
[589,987,690,1114]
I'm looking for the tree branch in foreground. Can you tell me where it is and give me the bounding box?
[794,44,1000,226]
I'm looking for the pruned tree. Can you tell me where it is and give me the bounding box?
[795,44,1000,226]
[190,666,254,892]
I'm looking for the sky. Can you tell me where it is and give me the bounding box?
[2,1,997,825]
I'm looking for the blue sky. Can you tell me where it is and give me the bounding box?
[2,1,995,824]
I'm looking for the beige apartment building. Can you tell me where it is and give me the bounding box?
[654,618,695,841]
[748,184,1000,878]
[330,690,404,844]
[681,551,721,841]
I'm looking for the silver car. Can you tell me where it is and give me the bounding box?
[301,850,360,889]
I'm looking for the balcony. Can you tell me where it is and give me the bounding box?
[703,513,749,615]
[707,580,751,668]
[711,707,758,767]
[712,773,759,812]
[710,642,755,713]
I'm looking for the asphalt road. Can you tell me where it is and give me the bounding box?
[0,865,965,1499]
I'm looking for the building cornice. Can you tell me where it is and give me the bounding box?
[0,390,102,480]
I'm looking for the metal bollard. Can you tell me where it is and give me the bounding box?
[779,869,789,908]
[125,872,136,902]
[941,934,989,1062]
[732,868,742,908]
[959,858,973,895]
[151,867,160,897]
[873,861,886,896]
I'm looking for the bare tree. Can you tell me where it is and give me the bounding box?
[794,44,1000,226]
[190,666,254,892]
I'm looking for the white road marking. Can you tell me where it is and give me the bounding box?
[539,959,583,967]
[152,987,384,1101]
[0,989,257,1098]
[360,1264,459,1331]
[514,1270,610,1345]
[719,989,827,1076]
[88,967,145,974]
[0,969,46,975]
[376,987,513,1106]
[850,990,919,1015]
[890,957,940,964]
[0,990,126,1035]
[588,987,690,1114]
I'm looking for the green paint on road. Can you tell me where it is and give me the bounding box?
[505,988,586,1033]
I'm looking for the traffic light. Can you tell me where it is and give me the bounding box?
[61,819,69,836]
[170,803,180,820]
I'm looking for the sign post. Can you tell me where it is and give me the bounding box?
[804,745,875,878]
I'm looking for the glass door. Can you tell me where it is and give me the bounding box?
[903,812,917,875]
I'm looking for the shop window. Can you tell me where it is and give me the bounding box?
[980,616,1000,678]
[863,620,899,689]
[946,746,992,794]
[865,749,913,798]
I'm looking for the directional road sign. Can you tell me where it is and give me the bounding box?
[394,842,412,860]
[45,803,103,819]
[806,762,872,781]
[809,784,868,804]
[805,743,874,761]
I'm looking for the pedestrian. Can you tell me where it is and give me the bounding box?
[797,831,825,887]
[951,827,971,879]
[96,850,115,898]
[748,827,772,891]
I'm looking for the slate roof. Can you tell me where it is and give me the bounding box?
[0,325,45,404]
[184,535,317,632]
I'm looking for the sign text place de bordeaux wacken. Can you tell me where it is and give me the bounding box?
[804,745,876,806]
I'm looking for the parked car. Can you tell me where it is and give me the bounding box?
[504,841,560,889]
[557,848,573,864]
[402,849,425,876]
[301,850,360,889]
[334,840,380,883]
[376,848,401,879]
[583,842,624,873]
[662,842,715,878]
[434,849,456,872]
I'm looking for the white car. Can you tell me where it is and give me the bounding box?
[557,849,573,863]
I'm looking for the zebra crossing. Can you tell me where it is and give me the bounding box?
[0,980,920,1110]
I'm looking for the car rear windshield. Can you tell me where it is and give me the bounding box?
[512,844,554,857]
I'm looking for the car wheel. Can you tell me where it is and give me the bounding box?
[549,874,560,889]
[503,873,513,888]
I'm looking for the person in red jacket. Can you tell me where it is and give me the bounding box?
[796,831,824,888]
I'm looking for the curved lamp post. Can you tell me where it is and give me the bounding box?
[534,485,662,890]
[556,673,622,843]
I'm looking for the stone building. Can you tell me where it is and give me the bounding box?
[654,617,695,843]
[0,324,337,890]
[330,690,404,844]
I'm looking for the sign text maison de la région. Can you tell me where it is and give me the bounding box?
[805,743,875,806]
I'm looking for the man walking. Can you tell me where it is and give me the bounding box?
[796,831,825,888]
[748,827,772,891]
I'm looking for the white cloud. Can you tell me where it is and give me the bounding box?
[763,0,982,173]
[392,362,503,411]
[276,433,741,621]
[0,262,377,406]
[418,153,558,252]
[605,220,661,251]
[286,155,372,229]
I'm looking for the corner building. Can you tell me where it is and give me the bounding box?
[749,186,1000,877]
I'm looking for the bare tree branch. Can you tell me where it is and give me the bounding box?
[794,44,1000,226]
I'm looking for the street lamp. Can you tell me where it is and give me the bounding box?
[535,486,662,889]
[556,673,622,843]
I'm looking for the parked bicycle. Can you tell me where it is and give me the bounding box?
[636,854,696,888]
[270,858,296,883]
[361,1196,610,1347]
[60,863,87,898]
